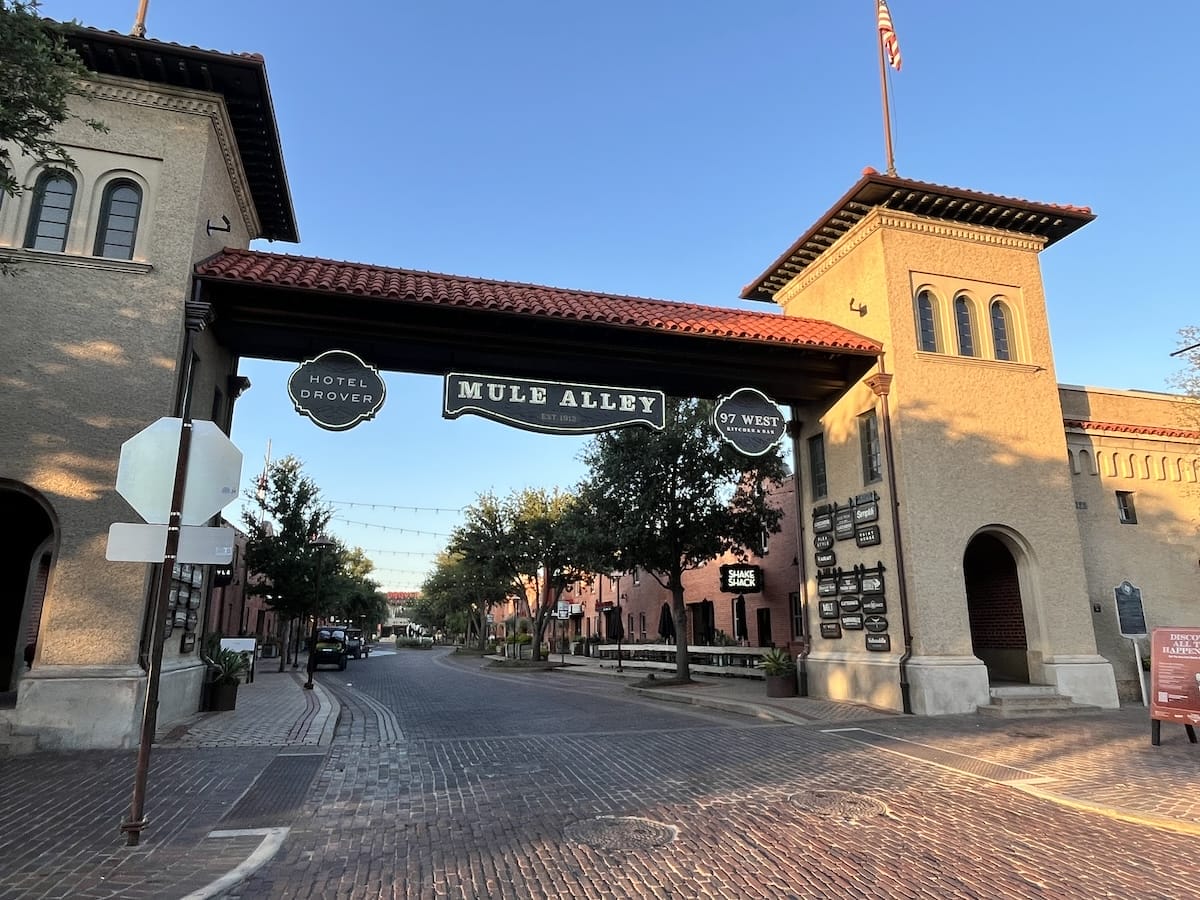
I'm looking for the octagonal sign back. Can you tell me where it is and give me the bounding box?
[116,418,243,525]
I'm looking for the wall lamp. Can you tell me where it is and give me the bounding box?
[227,375,252,399]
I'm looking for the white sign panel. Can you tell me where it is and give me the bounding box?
[106,523,236,564]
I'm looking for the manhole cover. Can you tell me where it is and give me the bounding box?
[564,816,678,849]
[791,790,889,822]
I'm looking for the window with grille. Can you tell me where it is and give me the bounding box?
[859,410,882,484]
[94,180,143,259]
[24,171,76,252]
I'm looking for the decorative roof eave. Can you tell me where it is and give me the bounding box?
[1064,419,1200,442]
[58,22,298,243]
[741,169,1095,303]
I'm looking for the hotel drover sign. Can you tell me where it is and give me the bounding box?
[288,350,386,431]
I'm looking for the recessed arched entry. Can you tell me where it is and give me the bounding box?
[0,481,57,696]
[963,532,1029,684]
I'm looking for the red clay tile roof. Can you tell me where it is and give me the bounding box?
[1064,419,1200,441]
[741,168,1096,302]
[195,248,881,354]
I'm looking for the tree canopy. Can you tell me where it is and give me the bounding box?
[578,397,789,680]
[1,1,104,195]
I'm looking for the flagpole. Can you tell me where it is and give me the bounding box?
[877,3,897,176]
[131,0,149,38]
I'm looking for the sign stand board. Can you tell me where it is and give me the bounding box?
[1148,626,1200,747]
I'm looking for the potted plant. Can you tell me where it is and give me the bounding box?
[207,648,248,711]
[759,647,798,698]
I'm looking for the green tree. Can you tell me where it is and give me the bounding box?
[325,546,389,632]
[1171,327,1200,428]
[240,455,336,669]
[504,487,597,661]
[1,1,105,272]
[578,397,788,681]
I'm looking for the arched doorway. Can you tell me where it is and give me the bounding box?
[0,482,56,696]
[963,532,1029,684]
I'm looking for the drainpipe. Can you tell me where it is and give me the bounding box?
[865,362,914,714]
[787,412,810,697]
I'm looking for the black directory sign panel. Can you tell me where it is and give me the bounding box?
[820,622,843,639]
[840,614,864,630]
[814,533,834,552]
[838,596,861,613]
[864,615,889,633]
[1113,581,1148,638]
[817,575,838,597]
[815,549,836,568]
[860,569,885,594]
[834,507,855,540]
[865,634,891,652]
[818,599,839,619]
[813,513,834,534]
[861,596,887,615]
[837,571,860,594]
[855,525,882,547]
[854,500,879,524]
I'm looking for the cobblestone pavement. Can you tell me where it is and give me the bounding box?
[220,649,1199,900]
[3,649,1198,900]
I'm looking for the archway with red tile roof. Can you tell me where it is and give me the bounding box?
[194,248,880,405]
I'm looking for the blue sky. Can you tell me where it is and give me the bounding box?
[45,2,1200,590]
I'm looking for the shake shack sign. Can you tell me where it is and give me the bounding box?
[288,350,386,432]
[443,373,665,435]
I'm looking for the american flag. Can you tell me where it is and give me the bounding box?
[877,0,902,71]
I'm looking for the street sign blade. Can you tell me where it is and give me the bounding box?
[106,523,236,564]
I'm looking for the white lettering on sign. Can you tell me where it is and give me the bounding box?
[300,389,375,404]
[307,375,369,388]
[726,569,759,589]
[456,381,657,414]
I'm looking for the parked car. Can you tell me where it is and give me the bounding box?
[311,627,348,670]
[345,627,371,660]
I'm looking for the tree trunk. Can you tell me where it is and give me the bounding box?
[476,604,488,652]
[670,582,691,681]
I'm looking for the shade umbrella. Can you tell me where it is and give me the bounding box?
[658,603,676,641]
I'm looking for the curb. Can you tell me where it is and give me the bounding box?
[626,685,815,725]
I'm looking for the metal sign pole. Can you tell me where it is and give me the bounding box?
[121,418,193,846]
[1132,638,1148,707]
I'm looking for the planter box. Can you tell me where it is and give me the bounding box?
[765,673,798,698]
[208,681,239,711]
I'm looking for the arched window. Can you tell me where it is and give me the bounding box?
[990,299,1013,361]
[954,296,977,357]
[93,180,143,259]
[24,170,76,252]
[915,289,940,352]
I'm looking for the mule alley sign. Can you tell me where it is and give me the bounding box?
[443,373,665,435]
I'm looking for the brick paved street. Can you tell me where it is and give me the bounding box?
[3,647,1198,900]
[223,649,1199,900]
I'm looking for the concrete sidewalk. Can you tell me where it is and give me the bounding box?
[2,650,1198,900]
